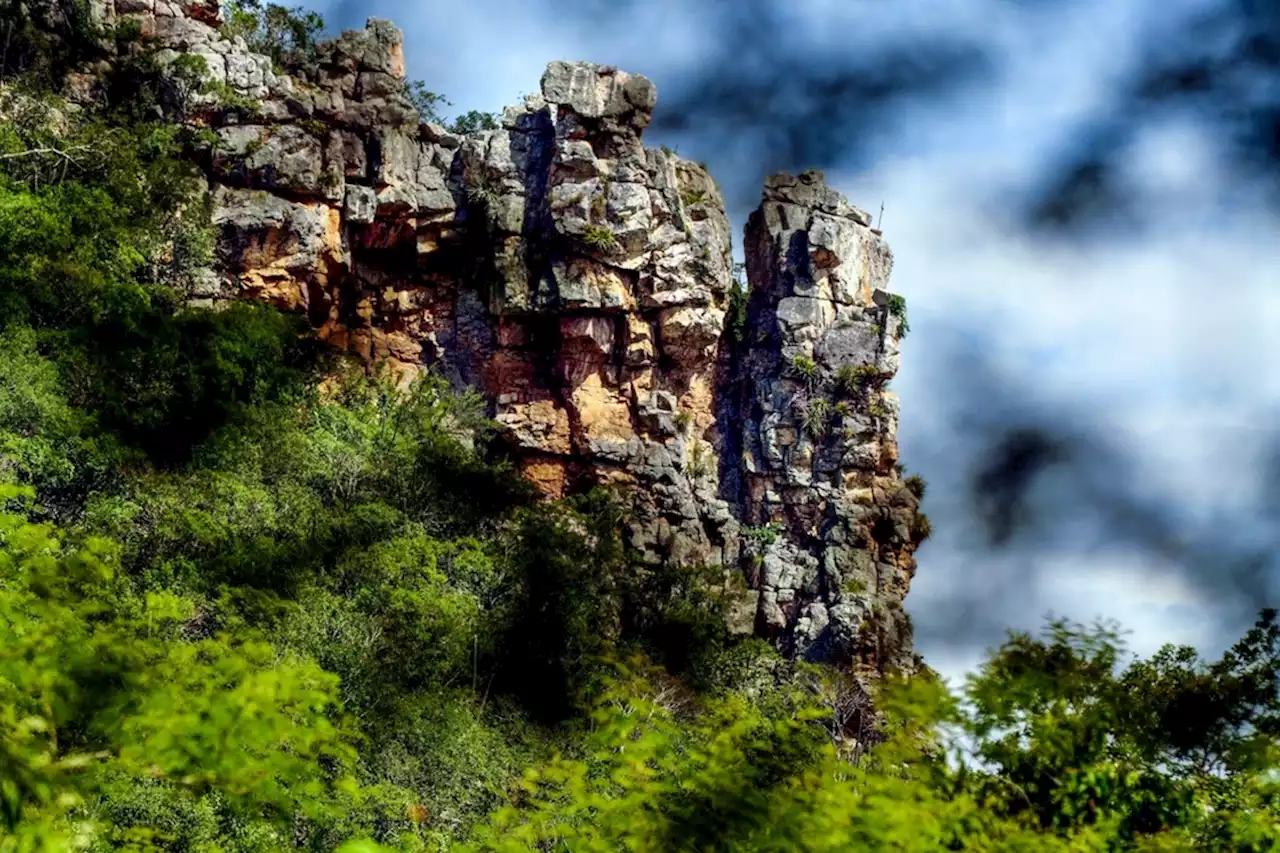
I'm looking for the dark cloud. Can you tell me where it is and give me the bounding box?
[645,0,993,210]
[1023,0,1280,231]
[908,334,1280,653]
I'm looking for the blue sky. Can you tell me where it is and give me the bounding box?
[300,0,1280,685]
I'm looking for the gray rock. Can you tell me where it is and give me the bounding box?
[540,61,657,128]
[344,185,377,223]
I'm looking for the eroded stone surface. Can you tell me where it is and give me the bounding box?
[720,169,920,672]
[76,0,923,675]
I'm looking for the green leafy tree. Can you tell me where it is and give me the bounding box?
[221,0,325,69]
[956,612,1280,849]
[0,485,371,847]
[449,110,500,135]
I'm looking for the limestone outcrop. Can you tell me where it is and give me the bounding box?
[721,172,920,668]
[75,0,925,674]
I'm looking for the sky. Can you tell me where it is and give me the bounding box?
[300,0,1280,687]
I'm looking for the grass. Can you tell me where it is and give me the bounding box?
[465,175,500,208]
[801,397,831,439]
[788,354,821,390]
[834,363,883,397]
[742,523,782,548]
[687,440,711,479]
[904,473,927,500]
[680,187,708,207]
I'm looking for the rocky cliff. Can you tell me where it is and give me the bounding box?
[70,0,926,674]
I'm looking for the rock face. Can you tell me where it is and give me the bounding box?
[80,0,923,675]
[721,172,919,670]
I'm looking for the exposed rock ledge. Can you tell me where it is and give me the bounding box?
[81,0,925,675]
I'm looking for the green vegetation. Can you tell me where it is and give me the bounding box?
[727,262,749,344]
[741,522,783,548]
[407,80,451,124]
[0,0,103,85]
[905,472,928,500]
[465,172,500,210]
[222,0,325,70]
[910,511,932,543]
[2,11,1279,853]
[674,409,694,433]
[581,223,619,253]
[887,292,910,339]
[406,87,499,135]
[680,186,709,207]
[801,396,832,439]
[687,440,711,479]
[835,361,885,396]
[449,110,501,135]
[220,2,497,136]
[788,353,821,390]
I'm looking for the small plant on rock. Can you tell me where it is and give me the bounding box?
[726,278,749,344]
[674,410,693,433]
[465,174,500,208]
[832,400,853,419]
[680,187,708,207]
[742,522,782,548]
[687,440,711,479]
[887,293,910,340]
[582,224,619,253]
[801,397,832,439]
[835,362,883,397]
[788,354,821,390]
[910,511,932,543]
[298,118,329,138]
[904,473,927,500]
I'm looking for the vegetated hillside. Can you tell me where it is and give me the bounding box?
[2,2,1279,851]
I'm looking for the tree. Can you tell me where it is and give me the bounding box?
[957,612,1280,848]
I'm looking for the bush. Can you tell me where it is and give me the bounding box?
[904,473,927,500]
[407,80,449,123]
[727,268,749,344]
[0,0,104,84]
[221,0,325,70]
[887,292,910,339]
[449,109,500,134]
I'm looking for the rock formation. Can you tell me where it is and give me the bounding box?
[72,0,926,675]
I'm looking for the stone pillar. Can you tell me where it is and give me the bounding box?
[723,170,922,673]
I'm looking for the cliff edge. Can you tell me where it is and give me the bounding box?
[68,0,926,675]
